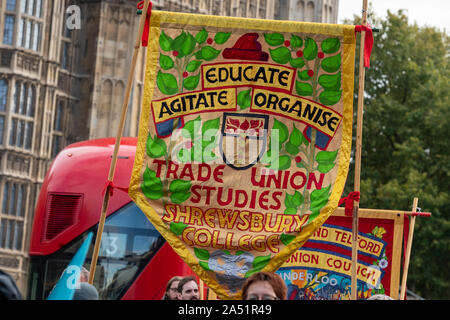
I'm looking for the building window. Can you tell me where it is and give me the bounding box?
[2,181,27,217]
[6,0,17,11]
[54,101,63,131]
[32,22,40,51]
[0,218,24,251]
[60,41,70,70]
[9,81,35,151]
[2,15,16,45]
[0,80,8,112]
[0,80,8,145]
[1,180,27,251]
[16,0,42,51]
[52,100,65,157]
[0,117,5,145]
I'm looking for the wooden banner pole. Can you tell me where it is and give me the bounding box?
[351,0,368,300]
[400,197,419,300]
[88,0,151,284]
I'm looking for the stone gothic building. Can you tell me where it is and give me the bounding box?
[0,0,338,296]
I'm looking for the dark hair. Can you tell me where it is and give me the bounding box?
[163,276,183,299]
[177,276,198,293]
[241,272,287,300]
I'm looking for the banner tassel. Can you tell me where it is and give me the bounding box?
[355,25,374,68]
[137,1,153,47]
[339,191,361,216]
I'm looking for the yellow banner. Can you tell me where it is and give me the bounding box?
[129,10,356,299]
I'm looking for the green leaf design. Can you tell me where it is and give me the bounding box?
[157,71,178,95]
[191,144,203,162]
[196,46,221,61]
[267,155,291,170]
[310,185,331,204]
[280,233,295,245]
[202,117,220,136]
[264,33,285,46]
[159,54,174,70]
[194,247,210,260]
[290,35,302,48]
[308,185,331,223]
[170,222,188,235]
[237,89,252,110]
[253,254,271,270]
[319,90,342,106]
[214,32,231,44]
[182,116,201,139]
[183,73,200,91]
[321,53,341,73]
[321,37,340,54]
[295,80,313,96]
[146,134,167,158]
[170,191,191,204]
[141,167,163,200]
[289,124,303,147]
[169,179,191,193]
[285,141,299,155]
[171,32,187,56]
[245,268,260,278]
[285,190,304,208]
[180,32,196,56]
[272,119,289,144]
[290,57,305,68]
[159,30,173,51]
[186,60,202,72]
[316,150,338,164]
[317,163,335,173]
[269,47,291,64]
[303,37,318,60]
[298,70,312,81]
[199,260,212,271]
[318,72,341,90]
[195,28,208,44]
[284,207,297,215]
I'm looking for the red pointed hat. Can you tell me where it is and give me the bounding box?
[223,33,269,61]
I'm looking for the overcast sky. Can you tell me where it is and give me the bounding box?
[338,0,449,32]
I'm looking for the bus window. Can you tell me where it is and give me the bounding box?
[28,202,164,300]
[95,202,164,299]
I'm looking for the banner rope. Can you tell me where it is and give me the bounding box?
[102,180,129,197]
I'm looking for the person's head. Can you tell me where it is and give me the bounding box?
[241,272,287,300]
[177,276,199,300]
[164,276,183,300]
[73,282,99,300]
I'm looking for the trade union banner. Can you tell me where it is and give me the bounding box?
[129,10,356,299]
[278,208,408,300]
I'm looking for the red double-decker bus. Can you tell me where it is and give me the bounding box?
[27,137,198,300]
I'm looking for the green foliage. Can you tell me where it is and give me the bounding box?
[141,167,163,200]
[158,28,231,95]
[344,10,449,299]
[245,254,271,277]
[237,89,252,110]
[262,34,342,103]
